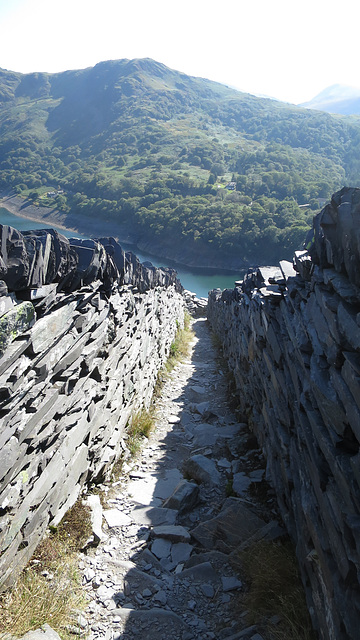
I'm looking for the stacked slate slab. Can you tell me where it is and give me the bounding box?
[207,187,360,640]
[0,225,184,592]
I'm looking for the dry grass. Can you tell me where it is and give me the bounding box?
[0,500,92,640]
[165,312,194,373]
[126,408,155,457]
[0,554,83,640]
[232,540,316,640]
[154,311,194,396]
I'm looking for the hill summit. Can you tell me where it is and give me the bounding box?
[1,58,360,268]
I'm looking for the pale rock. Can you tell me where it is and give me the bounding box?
[153,589,167,605]
[130,505,178,526]
[103,508,132,528]
[232,472,252,495]
[152,524,191,542]
[168,414,181,424]
[201,583,215,598]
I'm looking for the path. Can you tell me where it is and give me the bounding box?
[78,318,283,640]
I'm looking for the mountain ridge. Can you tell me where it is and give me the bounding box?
[0,58,360,268]
[300,83,360,115]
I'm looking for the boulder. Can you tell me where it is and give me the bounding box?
[163,479,200,513]
[191,498,267,551]
[182,454,221,486]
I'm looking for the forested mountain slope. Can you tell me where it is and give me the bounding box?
[1,58,360,267]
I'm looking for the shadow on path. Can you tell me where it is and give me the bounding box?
[81,318,282,640]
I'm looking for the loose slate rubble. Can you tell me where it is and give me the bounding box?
[51,316,281,640]
[208,186,360,640]
[17,315,284,640]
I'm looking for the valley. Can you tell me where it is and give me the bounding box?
[1,58,360,269]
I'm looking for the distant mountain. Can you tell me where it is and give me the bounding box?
[300,84,360,115]
[1,59,360,268]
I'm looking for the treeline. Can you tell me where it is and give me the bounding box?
[64,176,312,264]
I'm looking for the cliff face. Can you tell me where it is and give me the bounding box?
[208,187,360,640]
[0,226,184,591]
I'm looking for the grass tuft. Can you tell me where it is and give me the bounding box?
[232,540,316,640]
[126,408,155,457]
[154,311,194,396]
[0,500,92,640]
[165,312,194,373]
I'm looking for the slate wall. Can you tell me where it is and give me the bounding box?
[207,187,360,640]
[0,226,184,591]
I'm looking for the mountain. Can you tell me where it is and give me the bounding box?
[300,84,360,115]
[1,58,360,268]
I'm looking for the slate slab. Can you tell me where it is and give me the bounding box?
[30,300,77,354]
[127,475,161,507]
[151,538,172,559]
[163,479,200,513]
[152,525,191,542]
[222,576,243,591]
[154,468,183,500]
[232,472,252,495]
[191,498,266,550]
[103,509,132,528]
[86,494,104,543]
[15,624,62,640]
[182,454,221,486]
[180,561,220,584]
[171,542,193,564]
[130,506,178,527]
[109,607,191,635]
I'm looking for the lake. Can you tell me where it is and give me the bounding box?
[0,207,244,298]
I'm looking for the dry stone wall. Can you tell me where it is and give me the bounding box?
[0,225,184,592]
[207,187,360,640]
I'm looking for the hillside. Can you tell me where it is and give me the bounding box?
[1,58,360,268]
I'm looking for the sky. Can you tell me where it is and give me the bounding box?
[0,0,359,105]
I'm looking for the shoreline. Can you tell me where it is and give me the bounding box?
[0,193,247,274]
[0,194,84,237]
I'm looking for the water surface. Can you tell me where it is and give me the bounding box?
[0,208,243,297]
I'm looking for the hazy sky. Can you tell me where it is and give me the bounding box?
[0,0,359,105]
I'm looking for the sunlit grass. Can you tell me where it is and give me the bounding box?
[165,311,194,373]
[0,500,92,640]
[126,408,155,457]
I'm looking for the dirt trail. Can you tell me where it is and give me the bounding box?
[79,318,281,640]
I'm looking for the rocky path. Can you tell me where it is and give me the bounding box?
[79,318,283,640]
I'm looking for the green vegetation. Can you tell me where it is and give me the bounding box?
[0,499,92,639]
[1,58,360,265]
[125,312,193,456]
[164,312,193,373]
[232,541,316,640]
[126,408,155,457]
